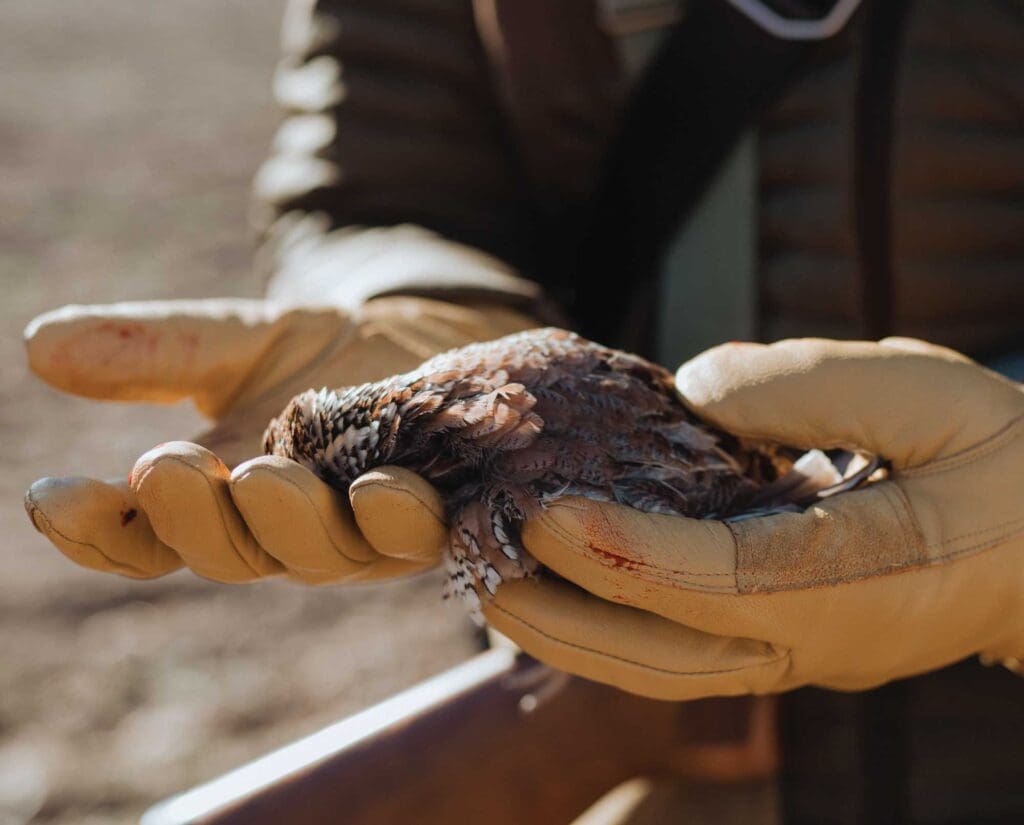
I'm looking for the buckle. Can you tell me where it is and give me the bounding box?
[724,0,861,40]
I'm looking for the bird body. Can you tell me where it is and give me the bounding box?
[264,329,785,610]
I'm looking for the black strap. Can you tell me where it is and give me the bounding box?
[578,0,843,351]
[853,6,914,821]
[854,0,911,340]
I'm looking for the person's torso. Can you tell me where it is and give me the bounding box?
[481,0,1024,362]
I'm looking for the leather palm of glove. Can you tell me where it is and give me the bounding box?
[332,338,1024,700]
[23,228,537,585]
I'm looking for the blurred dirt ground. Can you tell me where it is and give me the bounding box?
[0,3,479,822]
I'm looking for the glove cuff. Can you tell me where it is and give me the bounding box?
[263,220,560,322]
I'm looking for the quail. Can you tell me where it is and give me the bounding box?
[264,328,851,613]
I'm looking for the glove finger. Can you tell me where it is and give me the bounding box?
[676,338,1022,467]
[231,456,432,583]
[24,300,348,417]
[131,442,284,582]
[521,490,926,644]
[24,477,182,578]
[483,577,789,701]
[349,467,447,564]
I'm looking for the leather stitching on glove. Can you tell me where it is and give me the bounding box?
[897,414,1023,476]
[925,518,1024,559]
[487,601,791,677]
[233,464,374,569]
[353,477,447,523]
[23,495,153,579]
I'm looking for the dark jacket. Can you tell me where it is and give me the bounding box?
[256,0,1024,359]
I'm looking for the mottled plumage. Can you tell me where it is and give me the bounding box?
[263,329,800,611]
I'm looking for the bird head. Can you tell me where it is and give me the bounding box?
[262,386,393,489]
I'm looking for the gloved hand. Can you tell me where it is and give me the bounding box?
[479,338,1024,699]
[23,226,538,584]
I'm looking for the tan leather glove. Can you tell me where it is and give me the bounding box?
[479,338,1024,699]
[23,227,537,584]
